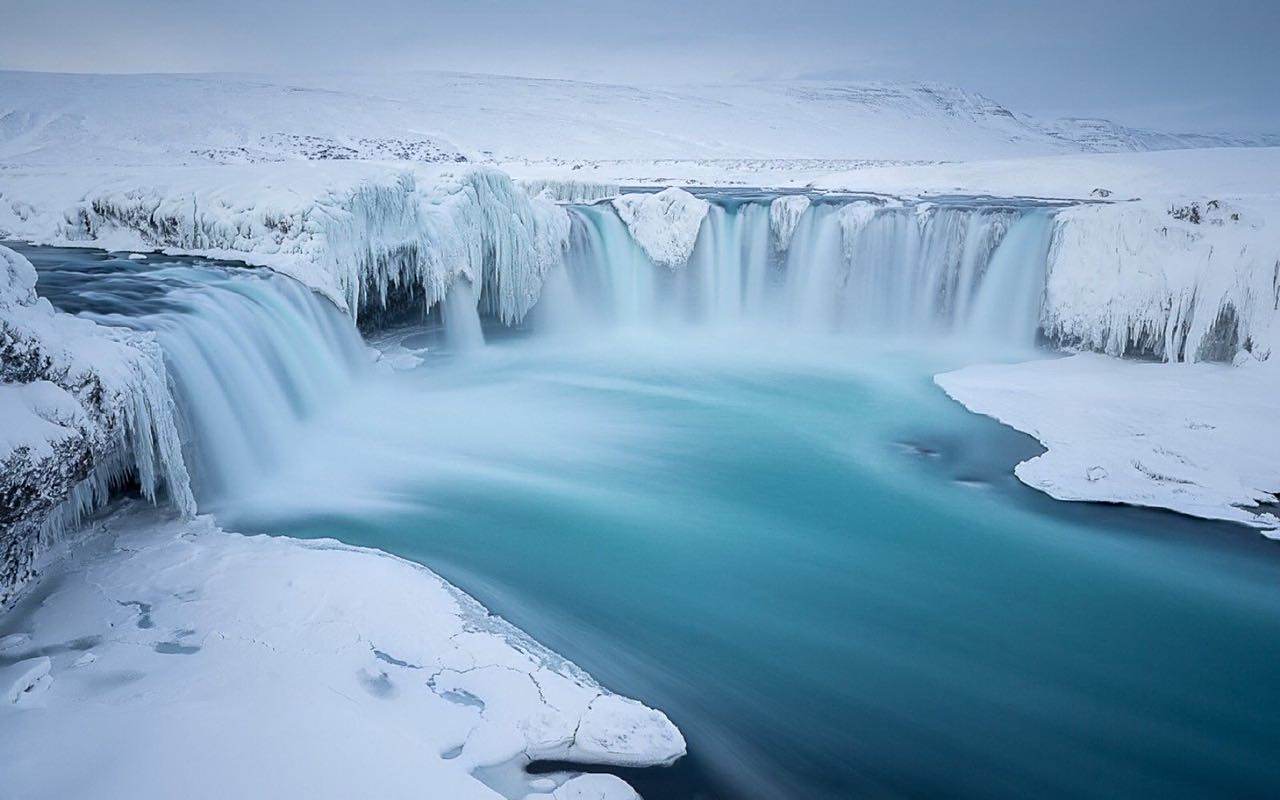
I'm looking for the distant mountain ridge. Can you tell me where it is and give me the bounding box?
[1039,117,1280,152]
[0,70,1273,169]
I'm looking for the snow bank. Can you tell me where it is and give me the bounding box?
[1041,199,1280,362]
[610,188,710,269]
[0,244,193,606]
[0,507,684,799]
[768,195,810,253]
[1,163,571,326]
[936,354,1280,532]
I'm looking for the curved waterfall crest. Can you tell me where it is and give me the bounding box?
[555,194,1058,344]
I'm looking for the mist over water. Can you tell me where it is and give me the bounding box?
[225,332,1280,800]
[16,195,1280,800]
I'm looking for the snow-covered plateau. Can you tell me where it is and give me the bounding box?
[2,67,1280,799]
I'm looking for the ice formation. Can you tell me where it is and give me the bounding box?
[0,245,193,604]
[768,194,810,254]
[1040,199,1280,363]
[610,188,710,269]
[0,507,685,798]
[0,164,571,327]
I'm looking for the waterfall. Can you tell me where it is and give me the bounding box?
[71,264,369,504]
[545,196,1058,346]
[442,277,486,352]
[26,192,1058,520]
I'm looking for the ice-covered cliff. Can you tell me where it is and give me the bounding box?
[1,164,571,326]
[1041,199,1280,364]
[610,188,710,269]
[0,245,193,605]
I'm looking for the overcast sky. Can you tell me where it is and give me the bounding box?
[2,0,1276,133]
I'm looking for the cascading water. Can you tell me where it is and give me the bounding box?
[442,276,486,352]
[28,251,369,505]
[549,195,1057,349]
[561,203,661,328]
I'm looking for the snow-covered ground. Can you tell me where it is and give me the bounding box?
[808,146,1280,200]
[2,71,1274,185]
[0,506,683,800]
[937,354,1280,533]
[0,71,1092,168]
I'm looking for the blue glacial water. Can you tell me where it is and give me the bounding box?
[15,206,1280,800]
[224,334,1280,800]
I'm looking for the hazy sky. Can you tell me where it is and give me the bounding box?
[2,0,1277,132]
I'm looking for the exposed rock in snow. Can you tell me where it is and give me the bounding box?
[1041,199,1279,363]
[0,507,684,798]
[768,195,810,253]
[610,188,710,269]
[1040,117,1280,154]
[0,633,29,652]
[0,245,194,606]
[936,354,1280,532]
[1,655,51,704]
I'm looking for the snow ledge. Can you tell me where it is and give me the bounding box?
[610,188,710,269]
[936,354,1280,534]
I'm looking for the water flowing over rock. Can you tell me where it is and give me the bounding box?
[0,245,193,605]
[561,196,1056,345]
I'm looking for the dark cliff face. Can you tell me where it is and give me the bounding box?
[0,320,122,607]
[1,438,94,606]
[0,245,191,607]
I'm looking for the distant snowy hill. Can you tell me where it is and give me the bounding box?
[4,70,1268,171]
[1040,117,1280,152]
